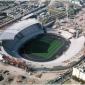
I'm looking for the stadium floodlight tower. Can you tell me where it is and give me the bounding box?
[0,18,45,57]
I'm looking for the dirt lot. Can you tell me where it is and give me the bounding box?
[0,61,69,84]
[0,62,42,85]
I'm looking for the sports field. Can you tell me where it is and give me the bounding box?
[20,33,65,61]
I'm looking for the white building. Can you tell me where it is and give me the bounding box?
[72,66,85,81]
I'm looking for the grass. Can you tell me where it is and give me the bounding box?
[22,34,64,60]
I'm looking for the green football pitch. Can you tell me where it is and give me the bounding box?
[22,34,64,60]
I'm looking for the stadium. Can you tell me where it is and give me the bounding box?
[0,18,70,63]
[0,18,85,69]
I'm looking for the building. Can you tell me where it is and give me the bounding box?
[72,65,85,82]
[50,0,83,6]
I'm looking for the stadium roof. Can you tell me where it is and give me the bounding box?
[0,18,40,40]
